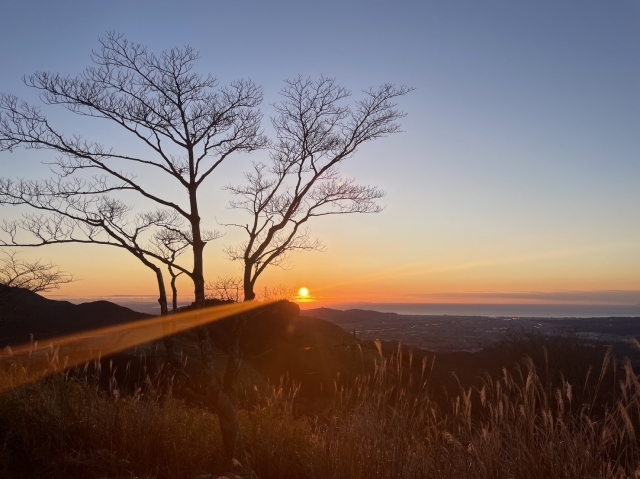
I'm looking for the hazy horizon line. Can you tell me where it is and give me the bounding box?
[45,289,640,307]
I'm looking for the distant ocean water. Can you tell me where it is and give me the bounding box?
[303,303,640,318]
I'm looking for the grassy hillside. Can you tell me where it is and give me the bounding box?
[1,297,639,478]
[1,340,640,478]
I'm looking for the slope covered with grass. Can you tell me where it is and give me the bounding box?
[1,338,639,479]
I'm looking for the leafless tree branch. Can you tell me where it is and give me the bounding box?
[223,77,411,299]
[0,31,267,312]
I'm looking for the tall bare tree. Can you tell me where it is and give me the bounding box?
[0,32,267,308]
[0,33,268,465]
[224,77,411,300]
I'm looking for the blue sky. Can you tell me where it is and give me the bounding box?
[0,0,638,304]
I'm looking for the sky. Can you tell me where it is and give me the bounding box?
[0,0,638,309]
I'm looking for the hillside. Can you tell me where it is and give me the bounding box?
[2,292,640,478]
[0,290,363,404]
[0,286,152,346]
[6,291,639,412]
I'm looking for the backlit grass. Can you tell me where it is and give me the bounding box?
[1,339,639,478]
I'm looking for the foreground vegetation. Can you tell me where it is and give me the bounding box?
[1,339,639,479]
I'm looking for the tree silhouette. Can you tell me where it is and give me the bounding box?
[150,226,194,312]
[224,77,411,300]
[206,276,243,302]
[0,32,265,464]
[0,31,266,309]
[0,36,412,466]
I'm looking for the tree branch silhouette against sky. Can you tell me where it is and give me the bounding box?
[0,0,638,310]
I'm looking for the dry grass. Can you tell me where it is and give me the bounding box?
[1,339,639,478]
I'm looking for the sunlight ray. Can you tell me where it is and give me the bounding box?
[0,299,275,393]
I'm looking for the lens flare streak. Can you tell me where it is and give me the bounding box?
[0,300,274,393]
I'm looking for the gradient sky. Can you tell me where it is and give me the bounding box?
[0,0,638,306]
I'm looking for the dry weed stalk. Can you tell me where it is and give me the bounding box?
[1,339,639,478]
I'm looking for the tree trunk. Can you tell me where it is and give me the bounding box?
[192,241,206,307]
[152,266,176,361]
[155,268,169,317]
[175,369,247,471]
[223,314,246,395]
[170,272,179,312]
[197,328,250,469]
[209,388,249,467]
[135,252,168,317]
[243,266,256,301]
[185,188,250,467]
[188,188,207,309]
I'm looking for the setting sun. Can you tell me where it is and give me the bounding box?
[0,4,638,477]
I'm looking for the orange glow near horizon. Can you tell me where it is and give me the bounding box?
[33,236,640,307]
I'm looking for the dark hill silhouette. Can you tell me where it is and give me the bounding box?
[170,300,360,405]
[217,304,358,402]
[0,286,152,346]
[4,290,637,417]
[0,290,361,407]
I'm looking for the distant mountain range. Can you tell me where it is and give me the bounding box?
[0,286,151,346]
[4,287,640,356]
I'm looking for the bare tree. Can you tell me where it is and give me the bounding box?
[261,284,297,301]
[0,185,197,317]
[0,250,73,294]
[0,32,267,464]
[206,276,243,302]
[0,32,267,310]
[0,250,74,324]
[224,77,411,300]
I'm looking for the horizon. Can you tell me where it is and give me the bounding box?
[43,292,640,318]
